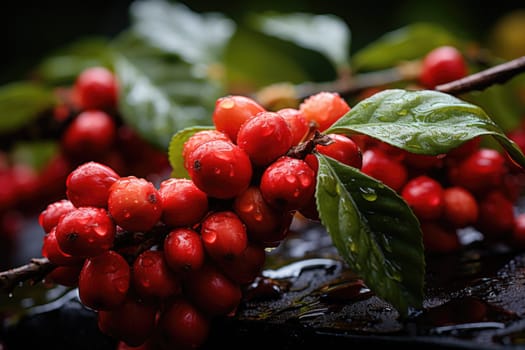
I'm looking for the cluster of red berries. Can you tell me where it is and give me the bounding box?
[36,91,356,349]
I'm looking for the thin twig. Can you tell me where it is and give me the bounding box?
[436,55,525,95]
[0,257,55,293]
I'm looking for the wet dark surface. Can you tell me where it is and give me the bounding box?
[3,219,525,349]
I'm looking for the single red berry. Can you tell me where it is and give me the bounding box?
[163,228,205,274]
[39,199,76,233]
[78,250,130,311]
[184,263,242,316]
[132,250,182,300]
[233,186,288,243]
[276,108,310,145]
[474,190,516,240]
[446,137,482,161]
[236,111,293,167]
[158,297,210,350]
[44,264,83,287]
[55,206,115,257]
[98,295,158,348]
[212,95,266,141]
[188,139,252,199]
[42,227,85,266]
[66,162,120,208]
[442,186,478,228]
[74,66,118,111]
[360,148,408,192]
[401,175,444,221]
[11,163,40,203]
[447,148,508,194]
[182,129,230,171]
[260,156,316,211]
[61,110,117,160]
[419,46,468,89]
[299,91,350,132]
[421,221,461,254]
[108,176,162,232]
[200,211,248,262]
[158,178,208,228]
[306,133,362,172]
[217,243,266,285]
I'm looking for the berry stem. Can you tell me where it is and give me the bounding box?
[435,55,525,95]
[0,257,56,294]
[286,131,333,159]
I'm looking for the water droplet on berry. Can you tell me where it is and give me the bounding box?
[214,167,222,175]
[123,212,131,219]
[203,231,217,244]
[114,276,129,293]
[298,174,312,187]
[285,175,297,184]
[94,226,109,237]
[261,126,273,137]
[141,256,156,267]
[220,98,235,109]
[359,187,377,201]
[240,203,254,213]
[141,279,151,288]
[254,212,263,221]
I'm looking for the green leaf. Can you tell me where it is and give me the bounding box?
[36,37,115,85]
[129,0,235,65]
[0,82,55,133]
[114,54,220,149]
[316,154,425,316]
[11,141,59,171]
[250,12,351,72]
[351,22,460,71]
[326,89,525,169]
[168,126,213,179]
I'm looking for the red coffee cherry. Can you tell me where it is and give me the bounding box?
[42,227,84,266]
[401,175,444,221]
[360,148,408,192]
[306,133,362,172]
[475,190,516,240]
[184,263,242,316]
[299,91,351,132]
[98,295,158,348]
[44,264,83,287]
[78,250,130,311]
[233,186,286,243]
[163,227,205,274]
[66,162,120,208]
[187,139,252,199]
[61,110,117,160]
[74,66,118,111]
[55,206,115,257]
[182,130,230,170]
[212,95,266,141]
[419,45,468,89]
[108,176,162,232]
[200,211,248,262]
[260,156,316,211]
[132,250,182,300]
[421,221,461,254]
[158,297,210,350]
[447,148,508,194]
[236,111,293,167]
[442,186,478,228]
[276,107,310,146]
[38,199,75,233]
[159,178,208,228]
[217,243,266,285]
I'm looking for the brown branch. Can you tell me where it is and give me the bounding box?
[435,55,525,95]
[0,257,56,294]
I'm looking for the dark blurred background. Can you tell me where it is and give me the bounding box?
[1,0,524,85]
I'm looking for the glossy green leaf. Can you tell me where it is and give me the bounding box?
[326,89,525,169]
[251,12,351,72]
[114,54,220,149]
[129,0,235,65]
[351,22,460,71]
[0,82,55,133]
[168,126,213,179]
[316,154,425,316]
